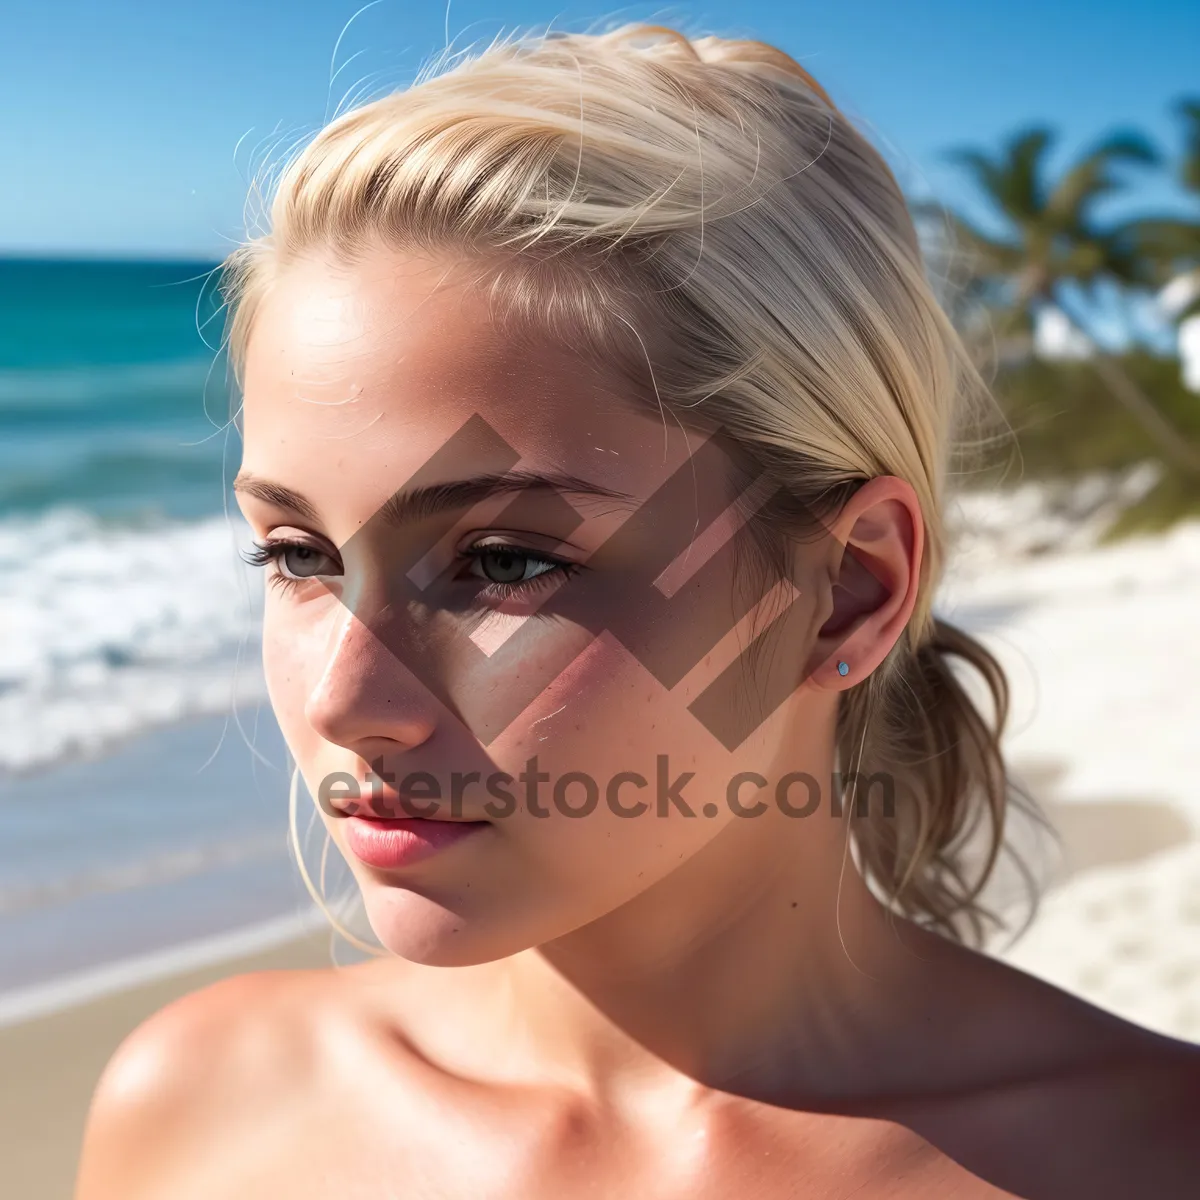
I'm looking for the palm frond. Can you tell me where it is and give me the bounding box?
[946,127,1054,222]
[1086,129,1160,167]
[943,147,1007,210]
[1046,130,1159,226]
[1117,216,1200,281]
[1002,127,1055,219]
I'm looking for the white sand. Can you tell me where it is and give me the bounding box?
[996,839,1200,1041]
[939,491,1200,1042]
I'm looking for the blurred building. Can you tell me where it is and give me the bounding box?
[1159,273,1200,393]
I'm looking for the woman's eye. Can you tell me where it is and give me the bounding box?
[240,539,338,594]
[468,547,560,585]
[275,544,334,579]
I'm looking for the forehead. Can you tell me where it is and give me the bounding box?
[238,248,704,506]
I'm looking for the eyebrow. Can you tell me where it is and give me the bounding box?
[231,469,636,529]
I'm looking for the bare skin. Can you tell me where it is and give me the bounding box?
[76,247,1200,1199]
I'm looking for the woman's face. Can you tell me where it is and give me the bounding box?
[235,247,842,965]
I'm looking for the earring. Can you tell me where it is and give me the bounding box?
[837,661,850,676]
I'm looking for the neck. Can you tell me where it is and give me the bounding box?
[483,788,955,1111]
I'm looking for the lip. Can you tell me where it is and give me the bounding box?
[341,815,488,869]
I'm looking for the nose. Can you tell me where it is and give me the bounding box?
[305,607,439,757]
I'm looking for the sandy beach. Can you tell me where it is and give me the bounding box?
[0,926,341,1200]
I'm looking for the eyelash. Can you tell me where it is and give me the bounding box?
[239,539,580,601]
[239,540,324,598]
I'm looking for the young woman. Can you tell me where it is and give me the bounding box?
[76,23,1198,1199]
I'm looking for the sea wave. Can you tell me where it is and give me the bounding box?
[0,507,268,775]
[0,355,224,413]
[0,830,288,917]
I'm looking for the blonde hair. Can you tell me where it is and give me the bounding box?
[222,21,1039,948]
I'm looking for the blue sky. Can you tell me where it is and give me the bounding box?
[2,0,1197,259]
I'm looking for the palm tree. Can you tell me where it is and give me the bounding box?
[929,125,1200,474]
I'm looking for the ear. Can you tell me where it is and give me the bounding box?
[803,475,923,691]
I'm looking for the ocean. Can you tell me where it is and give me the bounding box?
[0,258,325,1017]
[0,257,272,775]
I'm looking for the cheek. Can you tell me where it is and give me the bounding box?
[261,602,328,752]
[494,630,711,781]
[485,633,741,877]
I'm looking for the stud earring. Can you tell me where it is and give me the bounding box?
[837,661,850,676]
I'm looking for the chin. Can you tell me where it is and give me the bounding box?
[360,883,539,967]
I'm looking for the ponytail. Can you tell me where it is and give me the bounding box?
[840,616,1040,946]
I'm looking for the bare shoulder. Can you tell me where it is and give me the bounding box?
[941,994,1200,1197]
[74,966,347,1200]
[1065,1027,1200,1154]
[1020,1029,1199,1197]
[997,963,1200,1133]
[895,934,1200,1197]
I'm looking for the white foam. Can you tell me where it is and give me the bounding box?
[0,507,269,773]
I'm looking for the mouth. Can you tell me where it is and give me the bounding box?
[339,811,490,870]
[332,782,478,821]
